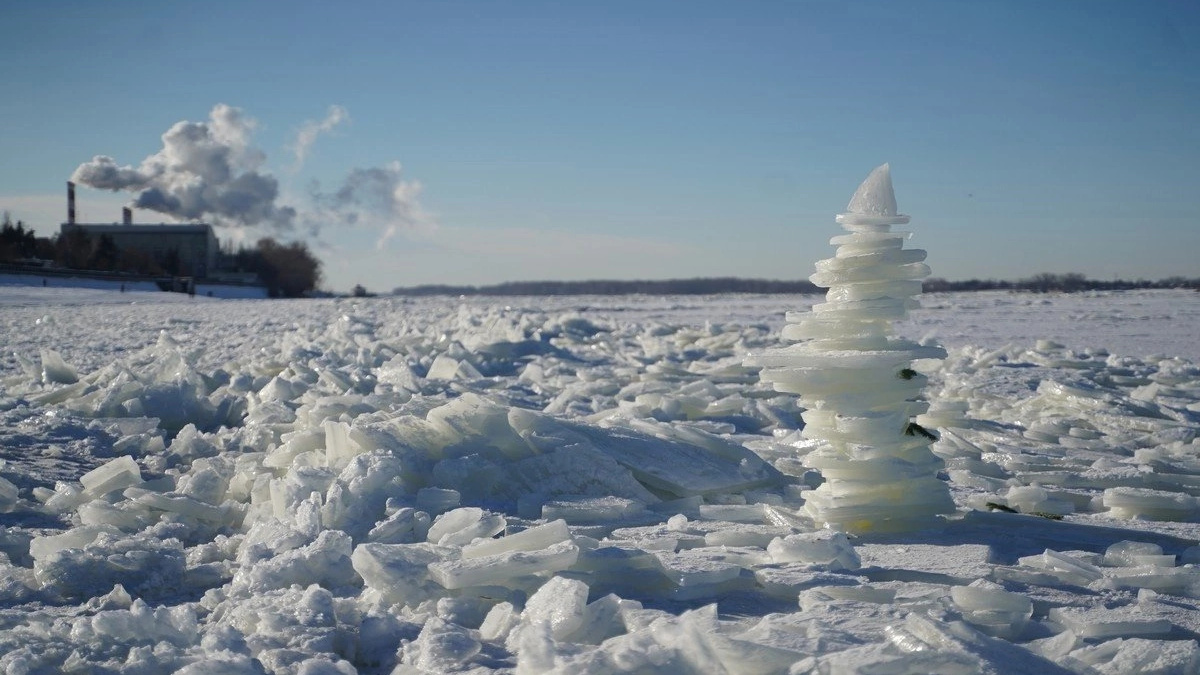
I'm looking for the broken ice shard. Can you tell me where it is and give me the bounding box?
[746,164,955,533]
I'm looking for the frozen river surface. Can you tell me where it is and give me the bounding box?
[1,287,1199,674]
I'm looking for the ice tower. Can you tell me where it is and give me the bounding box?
[747,164,955,533]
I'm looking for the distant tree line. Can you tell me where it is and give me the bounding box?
[923,273,1200,293]
[226,239,323,298]
[394,273,1200,297]
[1,213,48,262]
[392,277,824,297]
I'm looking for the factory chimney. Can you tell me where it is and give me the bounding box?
[122,207,132,225]
[67,181,76,225]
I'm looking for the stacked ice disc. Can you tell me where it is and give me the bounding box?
[747,164,955,533]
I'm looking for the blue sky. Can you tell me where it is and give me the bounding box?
[2,1,1198,293]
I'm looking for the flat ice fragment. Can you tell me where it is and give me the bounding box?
[1104,541,1167,567]
[1097,566,1200,595]
[425,354,483,381]
[951,581,1033,639]
[1040,549,1104,584]
[427,393,532,459]
[1083,637,1200,675]
[799,584,896,610]
[29,525,120,561]
[541,496,647,524]
[0,474,17,512]
[415,487,461,515]
[1004,485,1074,517]
[461,519,571,559]
[428,539,579,589]
[131,489,232,523]
[33,531,186,600]
[585,420,781,497]
[1104,487,1198,521]
[367,507,431,544]
[767,531,861,570]
[572,546,672,595]
[654,546,766,587]
[352,542,452,606]
[427,507,506,547]
[1049,605,1174,639]
[703,524,791,549]
[80,455,143,497]
[697,503,765,523]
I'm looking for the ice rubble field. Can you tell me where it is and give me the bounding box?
[1,287,1200,674]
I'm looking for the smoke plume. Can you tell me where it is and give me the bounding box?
[291,105,349,169]
[71,103,433,244]
[71,104,295,230]
[311,161,434,248]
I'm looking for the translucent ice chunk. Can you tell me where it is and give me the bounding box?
[428,539,579,589]
[951,582,1033,639]
[29,524,120,561]
[0,474,17,512]
[1104,541,1166,567]
[425,354,483,381]
[542,496,647,524]
[352,542,452,606]
[461,519,571,559]
[1048,605,1173,639]
[1104,487,1198,521]
[520,575,589,640]
[799,585,895,610]
[367,507,431,544]
[40,348,78,384]
[480,601,521,642]
[401,616,482,671]
[415,487,461,515]
[766,531,861,570]
[80,456,143,498]
[1041,549,1104,583]
[427,507,506,547]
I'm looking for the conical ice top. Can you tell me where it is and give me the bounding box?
[846,163,897,216]
[838,163,909,227]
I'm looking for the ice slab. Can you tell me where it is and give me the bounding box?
[428,539,580,590]
[79,455,143,497]
[1049,605,1174,640]
[518,575,589,641]
[461,519,572,559]
[583,420,782,498]
[352,542,453,606]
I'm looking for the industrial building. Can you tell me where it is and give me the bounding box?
[60,181,220,278]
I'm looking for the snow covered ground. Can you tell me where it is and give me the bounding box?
[1,287,1199,674]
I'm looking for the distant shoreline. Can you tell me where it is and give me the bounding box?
[393,274,1200,297]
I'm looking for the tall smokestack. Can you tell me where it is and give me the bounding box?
[67,181,76,225]
[122,207,132,225]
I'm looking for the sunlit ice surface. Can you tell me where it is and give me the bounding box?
[0,286,1199,673]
